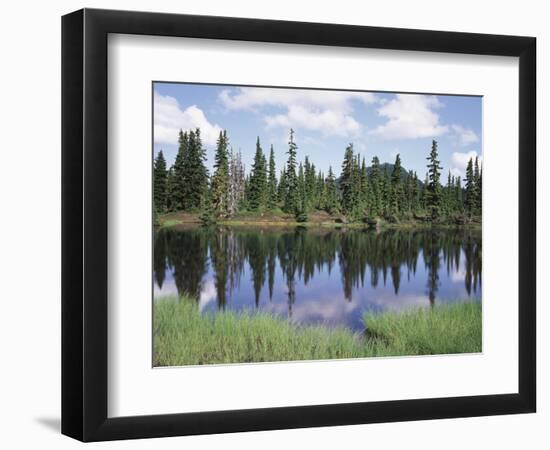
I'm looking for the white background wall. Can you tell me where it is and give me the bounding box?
[0,1,546,448]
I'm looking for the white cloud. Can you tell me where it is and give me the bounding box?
[154,92,222,146]
[219,87,377,137]
[451,124,479,146]
[451,150,482,179]
[369,94,449,140]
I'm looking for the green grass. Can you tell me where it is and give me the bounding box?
[363,301,482,356]
[153,297,481,366]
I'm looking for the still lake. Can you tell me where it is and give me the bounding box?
[153,226,481,332]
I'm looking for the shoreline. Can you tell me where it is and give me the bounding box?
[156,212,482,231]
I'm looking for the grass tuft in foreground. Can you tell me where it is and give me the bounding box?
[153,297,481,366]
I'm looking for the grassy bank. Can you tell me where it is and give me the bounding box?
[154,297,481,366]
[157,211,481,231]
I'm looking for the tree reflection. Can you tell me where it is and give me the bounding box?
[154,226,482,310]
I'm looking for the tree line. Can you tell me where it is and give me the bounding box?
[154,128,482,223]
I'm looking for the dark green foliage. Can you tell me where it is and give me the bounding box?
[464,157,479,217]
[283,129,299,214]
[199,186,216,226]
[389,153,403,215]
[248,137,268,211]
[340,144,360,217]
[267,145,278,210]
[210,130,230,217]
[324,166,339,214]
[425,140,443,220]
[159,129,481,224]
[153,150,167,212]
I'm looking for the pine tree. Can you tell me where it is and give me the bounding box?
[283,129,299,214]
[210,130,230,217]
[248,137,267,211]
[184,129,209,210]
[455,176,463,212]
[445,171,453,215]
[277,168,287,203]
[474,156,482,215]
[296,162,308,221]
[304,156,317,211]
[172,130,188,210]
[359,157,370,212]
[425,140,443,220]
[267,145,278,210]
[390,153,403,215]
[464,157,476,217]
[153,150,167,212]
[165,167,176,211]
[316,171,325,210]
[324,166,339,214]
[340,144,358,216]
[369,156,382,216]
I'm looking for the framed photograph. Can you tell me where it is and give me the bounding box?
[62,8,536,441]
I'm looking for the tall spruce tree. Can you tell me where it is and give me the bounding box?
[184,129,209,210]
[173,130,189,210]
[283,129,299,213]
[464,157,476,217]
[165,167,176,212]
[390,153,403,215]
[474,156,481,215]
[248,137,267,211]
[153,150,167,212]
[340,144,358,216]
[324,166,339,214]
[425,140,443,220]
[370,156,382,216]
[267,145,278,210]
[210,130,230,217]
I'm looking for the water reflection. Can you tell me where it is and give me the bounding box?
[154,227,481,332]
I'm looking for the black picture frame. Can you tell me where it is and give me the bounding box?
[62,8,536,442]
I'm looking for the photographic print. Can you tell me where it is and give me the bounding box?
[152,83,482,367]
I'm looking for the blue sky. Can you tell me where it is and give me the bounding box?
[153,82,482,180]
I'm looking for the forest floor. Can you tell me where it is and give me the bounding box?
[157,210,481,230]
[153,298,482,366]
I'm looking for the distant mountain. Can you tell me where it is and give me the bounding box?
[366,162,424,186]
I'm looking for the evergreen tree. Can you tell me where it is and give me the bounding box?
[425,140,443,220]
[445,171,453,215]
[267,145,278,210]
[455,176,463,212]
[390,153,403,215]
[296,162,308,221]
[184,129,209,210]
[277,168,287,203]
[165,167,176,212]
[304,156,317,211]
[153,150,167,213]
[369,156,382,216]
[359,157,370,212]
[248,137,268,211]
[316,171,325,210]
[340,144,358,216]
[324,166,339,214]
[172,130,188,210]
[283,129,299,213]
[474,156,482,215]
[210,130,230,217]
[464,157,476,216]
